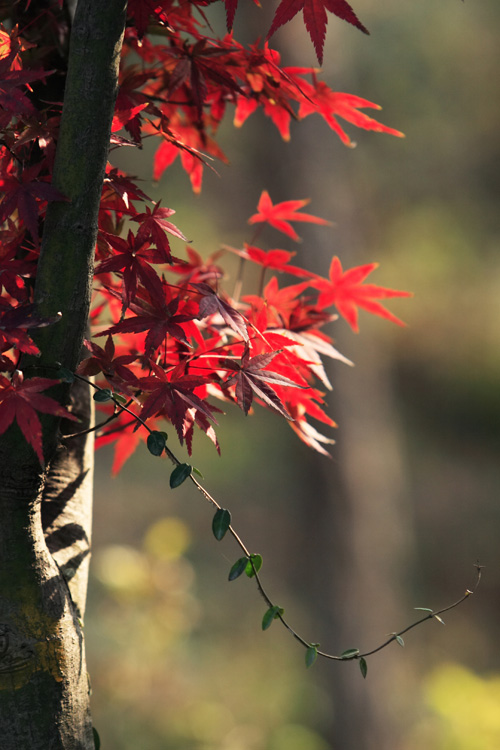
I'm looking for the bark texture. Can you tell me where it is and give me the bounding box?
[0,1,126,747]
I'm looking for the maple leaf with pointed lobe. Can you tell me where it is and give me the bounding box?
[244,246,319,279]
[248,191,331,241]
[298,80,404,146]
[314,256,412,332]
[0,370,77,466]
[243,276,312,328]
[221,346,304,419]
[267,0,368,65]
[97,285,199,355]
[168,246,224,285]
[196,284,250,343]
[138,362,218,445]
[78,336,138,389]
[131,202,188,256]
[96,229,167,311]
[0,163,67,246]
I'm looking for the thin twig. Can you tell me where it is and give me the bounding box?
[64,371,482,666]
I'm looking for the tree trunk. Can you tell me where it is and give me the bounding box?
[0,1,126,746]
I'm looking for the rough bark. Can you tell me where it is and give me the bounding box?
[0,1,126,747]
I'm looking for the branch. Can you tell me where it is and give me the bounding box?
[63,372,481,674]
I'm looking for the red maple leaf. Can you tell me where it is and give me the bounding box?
[78,336,138,389]
[267,0,369,65]
[243,276,312,328]
[314,256,412,332]
[298,80,405,146]
[0,163,67,246]
[96,229,167,311]
[248,191,331,241]
[131,201,188,257]
[0,370,77,466]
[97,285,198,355]
[221,346,304,419]
[196,284,250,343]
[138,362,218,445]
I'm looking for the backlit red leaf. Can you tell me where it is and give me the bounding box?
[267,0,369,64]
[248,191,331,241]
[314,256,412,332]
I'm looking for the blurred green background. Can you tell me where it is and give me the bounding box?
[87,0,500,747]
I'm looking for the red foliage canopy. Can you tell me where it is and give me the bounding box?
[0,1,410,469]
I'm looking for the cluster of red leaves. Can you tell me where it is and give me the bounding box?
[0,2,410,469]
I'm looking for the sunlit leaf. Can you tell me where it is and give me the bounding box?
[245,553,263,577]
[262,605,284,630]
[340,648,360,660]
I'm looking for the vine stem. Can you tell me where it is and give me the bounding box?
[63,371,482,665]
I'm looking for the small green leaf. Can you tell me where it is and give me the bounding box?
[192,466,204,478]
[228,556,249,581]
[170,463,192,488]
[245,553,263,577]
[359,657,368,678]
[113,392,127,405]
[414,607,433,612]
[92,727,101,750]
[262,605,284,631]
[305,645,318,668]
[395,635,405,647]
[340,648,360,660]
[212,508,231,541]
[434,615,446,625]
[93,388,113,402]
[56,367,74,383]
[147,431,167,456]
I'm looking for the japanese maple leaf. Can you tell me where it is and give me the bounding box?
[288,399,336,456]
[244,246,320,279]
[131,201,188,257]
[102,167,151,212]
[221,347,304,419]
[248,191,331,241]
[167,39,242,121]
[127,0,169,38]
[314,256,412,332]
[96,229,168,311]
[195,283,249,342]
[223,0,261,31]
[267,0,369,65]
[78,336,138,389]
[0,371,77,467]
[168,246,224,285]
[298,80,404,146]
[97,286,198,355]
[243,276,312,328]
[138,362,218,444]
[0,163,67,246]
